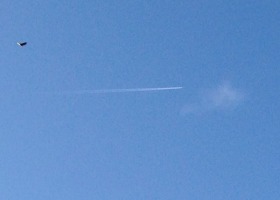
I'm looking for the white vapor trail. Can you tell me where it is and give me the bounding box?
[54,86,183,95]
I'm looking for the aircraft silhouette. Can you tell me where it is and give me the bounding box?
[17,42,27,46]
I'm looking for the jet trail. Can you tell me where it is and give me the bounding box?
[54,86,182,95]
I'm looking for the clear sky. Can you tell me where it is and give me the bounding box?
[1,1,280,199]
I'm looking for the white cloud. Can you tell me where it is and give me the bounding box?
[207,82,243,108]
[181,82,244,115]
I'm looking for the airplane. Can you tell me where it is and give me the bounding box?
[17,42,27,46]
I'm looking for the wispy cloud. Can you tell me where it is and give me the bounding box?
[181,82,244,115]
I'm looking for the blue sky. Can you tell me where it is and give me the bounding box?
[1,1,280,199]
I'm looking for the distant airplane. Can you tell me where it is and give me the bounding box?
[17,42,27,47]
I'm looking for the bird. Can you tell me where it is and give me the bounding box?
[17,42,27,47]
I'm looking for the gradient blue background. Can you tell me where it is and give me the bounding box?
[1,1,280,199]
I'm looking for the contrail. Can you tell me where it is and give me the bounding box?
[52,86,183,95]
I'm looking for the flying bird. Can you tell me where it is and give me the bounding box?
[17,42,27,47]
